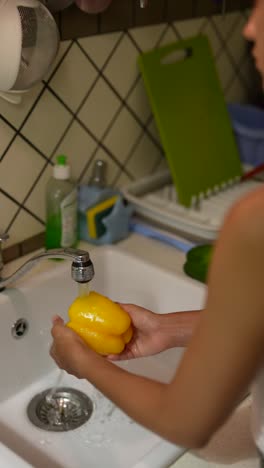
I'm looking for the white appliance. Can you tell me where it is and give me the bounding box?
[0,0,59,104]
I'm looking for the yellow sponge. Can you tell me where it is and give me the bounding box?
[86,196,118,239]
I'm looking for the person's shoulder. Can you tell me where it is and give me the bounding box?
[224,185,264,243]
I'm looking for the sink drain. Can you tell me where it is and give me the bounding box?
[27,387,93,432]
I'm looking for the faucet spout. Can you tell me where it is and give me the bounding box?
[0,248,94,290]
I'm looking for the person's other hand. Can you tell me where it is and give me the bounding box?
[50,316,95,379]
[108,304,167,361]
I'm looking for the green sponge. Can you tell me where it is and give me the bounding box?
[183,244,214,283]
[86,196,118,239]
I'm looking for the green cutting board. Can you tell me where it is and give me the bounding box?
[138,35,242,207]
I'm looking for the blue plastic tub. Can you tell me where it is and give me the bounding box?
[228,103,264,166]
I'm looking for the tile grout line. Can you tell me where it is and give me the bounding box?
[213,12,246,61]
[0,117,50,164]
[209,16,252,93]
[0,187,45,230]
[223,47,252,95]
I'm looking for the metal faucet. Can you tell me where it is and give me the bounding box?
[0,233,94,290]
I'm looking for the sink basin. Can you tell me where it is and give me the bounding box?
[0,245,205,468]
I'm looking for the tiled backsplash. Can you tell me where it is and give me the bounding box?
[0,10,259,253]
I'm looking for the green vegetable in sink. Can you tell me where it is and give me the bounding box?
[183,244,214,284]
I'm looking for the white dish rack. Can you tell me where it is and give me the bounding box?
[122,169,263,241]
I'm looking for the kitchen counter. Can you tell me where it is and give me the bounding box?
[2,233,261,468]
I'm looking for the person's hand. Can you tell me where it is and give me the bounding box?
[108,304,168,361]
[50,316,96,379]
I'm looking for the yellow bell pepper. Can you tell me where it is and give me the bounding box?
[66,291,133,355]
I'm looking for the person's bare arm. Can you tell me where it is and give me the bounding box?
[160,186,264,445]
[108,305,201,361]
[51,187,264,449]
[152,309,201,348]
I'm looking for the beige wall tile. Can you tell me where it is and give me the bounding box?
[0,193,18,242]
[104,35,139,98]
[215,53,236,92]
[104,107,142,165]
[174,18,206,38]
[126,133,162,178]
[127,77,152,125]
[21,90,72,156]
[0,84,44,129]
[221,16,248,64]
[147,119,162,145]
[50,43,98,112]
[55,120,98,181]
[155,156,169,171]
[212,12,243,38]
[0,137,44,201]
[78,32,122,69]
[8,210,44,245]
[78,78,121,139]
[44,40,72,81]
[114,171,132,188]
[0,119,15,155]
[25,163,53,223]
[226,79,249,103]
[201,21,222,56]
[158,27,179,46]
[129,23,167,51]
[239,56,257,89]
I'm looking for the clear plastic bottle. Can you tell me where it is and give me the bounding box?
[45,155,78,250]
[88,159,106,188]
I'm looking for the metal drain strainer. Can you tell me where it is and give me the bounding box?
[27,387,93,432]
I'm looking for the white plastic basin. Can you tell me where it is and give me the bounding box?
[0,245,205,468]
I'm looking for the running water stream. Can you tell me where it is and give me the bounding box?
[45,282,91,424]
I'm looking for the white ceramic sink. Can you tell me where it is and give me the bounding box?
[0,245,205,468]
